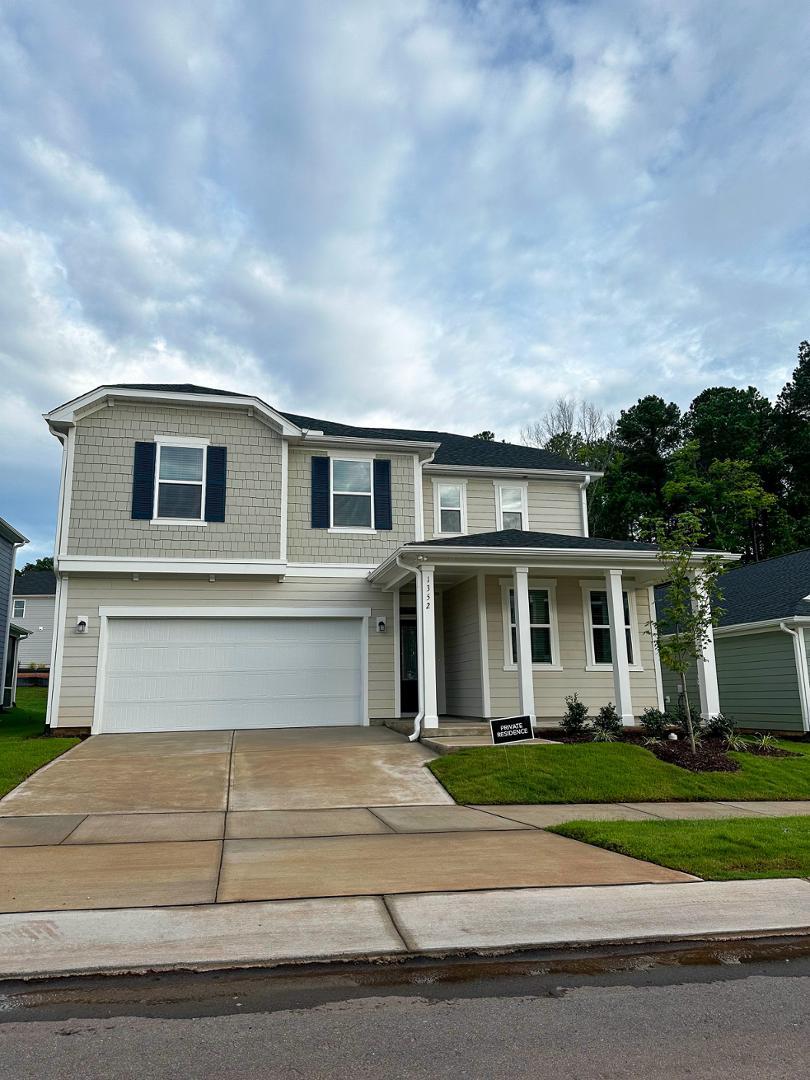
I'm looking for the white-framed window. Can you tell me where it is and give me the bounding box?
[581,580,642,671]
[500,578,562,670]
[152,436,208,524]
[331,455,374,531]
[495,482,528,531]
[432,480,467,536]
[13,599,25,619]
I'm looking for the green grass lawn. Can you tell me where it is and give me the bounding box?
[549,816,810,880]
[0,687,79,798]
[428,740,810,804]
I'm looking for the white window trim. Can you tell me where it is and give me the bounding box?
[328,451,377,534]
[151,435,209,527]
[432,478,467,537]
[13,599,25,619]
[580,579,643,672]
[499,577,563,671]
[494,481,529,531]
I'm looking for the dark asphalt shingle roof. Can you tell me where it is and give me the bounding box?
[106,384,587,473]
[14,569,56,595]
[712,549,810,627]
[407,529,662,551]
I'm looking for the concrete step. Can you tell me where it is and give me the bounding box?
[384,719,491,738]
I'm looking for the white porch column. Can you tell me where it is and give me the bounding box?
[693,572,721,719]
[605,569,634,725]
[418,563,439,729]
[513,566,536,723]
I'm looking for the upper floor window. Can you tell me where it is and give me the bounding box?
[496,483,528,531]
[13,599,25,619]
[582,584,641,669]
[332,458,373,529]
[154,439,207,521]
[434,481,466,536]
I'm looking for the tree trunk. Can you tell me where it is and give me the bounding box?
[680,673,697,754]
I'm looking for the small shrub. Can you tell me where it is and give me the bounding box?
[639,707,670,740]
[592,727,618,742]
[592,702,623,738]
[725,733,749,753]
[752,732,777,751]
[673,709,705,742]
[704,713,738,739]
[561,693,590,737]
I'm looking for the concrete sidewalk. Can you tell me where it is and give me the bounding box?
[471,801,810,825]
[2,878,810,979]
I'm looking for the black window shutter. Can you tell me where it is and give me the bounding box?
[311,456,330,528]
[205,446,227,522]
[373,459,392,530]
[131,442,156,519]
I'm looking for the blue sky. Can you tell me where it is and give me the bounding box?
[1,0,809,561]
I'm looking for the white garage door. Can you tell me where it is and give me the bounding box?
[99,616,365,733]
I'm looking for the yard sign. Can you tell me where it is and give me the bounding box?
[489,715,534,745]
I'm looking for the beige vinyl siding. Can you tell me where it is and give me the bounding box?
[0,536,14,684]
[486,575,659,720]
[286,448,417,563]
[67,403,283,559]
[441,577,483,716]
[662,630,804,732]
[15,595,55,666]
[422,475,583,538]
[55,576,394,729]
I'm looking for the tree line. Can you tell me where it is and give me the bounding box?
[519,341,810,561]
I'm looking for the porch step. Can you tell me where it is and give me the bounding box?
[422,734,560,755]
[384,719,492,738]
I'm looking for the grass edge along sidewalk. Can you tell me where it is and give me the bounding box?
[549,815,810,881]
[427,740,810,805]
[0,687,78,799]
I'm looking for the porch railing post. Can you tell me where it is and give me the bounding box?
[513,566,536,724]
[605,568,634,725]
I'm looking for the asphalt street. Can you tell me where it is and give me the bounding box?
[2,950,808,1079]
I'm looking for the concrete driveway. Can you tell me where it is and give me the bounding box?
[0,726,692,914]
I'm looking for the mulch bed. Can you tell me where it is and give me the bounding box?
[648,739,740,773]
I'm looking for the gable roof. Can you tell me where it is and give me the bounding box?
[713,549,810,627]
[14,569,57,596]
[53,382,590,474]
[408,529,662,552]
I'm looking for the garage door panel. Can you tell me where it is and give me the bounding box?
[100,617,365,733]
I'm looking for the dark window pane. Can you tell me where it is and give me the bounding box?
[503,510,523,530]
[531,626,552,664]
[510,626,517,665]
[625,627,634,665]
[159,445,203,482]
[509,589,516,622]
[528,589,549,624]
[590,591,610,625]
[623,591,631,625]
[593,626,612,664]
[440,508,461,533]
[333,493,372,527]
[157,483,202,519]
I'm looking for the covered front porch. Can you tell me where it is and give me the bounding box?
[371,531,725,733]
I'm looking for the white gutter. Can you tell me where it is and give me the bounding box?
[425,463,602,481]
[779,622,810,733]
[395,554,424,741]
[579,474,591,537]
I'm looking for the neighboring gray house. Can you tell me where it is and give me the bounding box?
[661,549,810,734]
[0,517,29,709]
[13,569,56,667]
[43,383,729,736]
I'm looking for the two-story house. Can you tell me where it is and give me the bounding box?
[43,383,725,736]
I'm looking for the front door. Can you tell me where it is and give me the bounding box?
[400,618,419,713]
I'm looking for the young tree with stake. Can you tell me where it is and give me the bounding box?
[650,512,726,754]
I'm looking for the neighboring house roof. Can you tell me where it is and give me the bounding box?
[101,383,589,475]
[713,549,810,627]
[0,517,27,546]
[654,548,810,630]
[9,623,30,639]
[14,569,56,596]
[408,529,663,551]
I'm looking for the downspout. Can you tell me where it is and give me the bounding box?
[579,474,591,537]
[780,622,810,733]
[395,554,424,741]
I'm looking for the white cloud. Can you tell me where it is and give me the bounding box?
[0,0,809,550]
